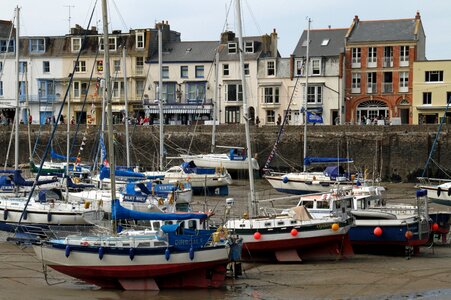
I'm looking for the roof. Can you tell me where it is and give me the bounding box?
[147,40,219,63]
[347,19,418,43]
[293,28,347,57]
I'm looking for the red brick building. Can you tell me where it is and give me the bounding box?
[344,13,426,124]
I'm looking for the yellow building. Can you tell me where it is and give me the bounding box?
[412,60,451,124]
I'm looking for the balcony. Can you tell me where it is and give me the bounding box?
[351,87,361,94]
[367,84,377,94]
[383,83,393,93]
[367,59,377,68]
[399,58,409,67]
[383,57,393,68]
[351,58,361,68]
[261,101,280,109]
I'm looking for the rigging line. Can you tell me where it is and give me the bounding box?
[222,0,234,33]
[243,0,263,36]
[17,0,99,227]
[69,44,101,159]
[110,0,128,31]
[0,14,15,82]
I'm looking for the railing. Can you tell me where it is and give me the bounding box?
[367,84,377,94]
[383,57,393,67]
[383,83,393,93]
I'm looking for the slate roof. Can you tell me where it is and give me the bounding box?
[347,19,418,43]
[147,40,219,63]
[292,28,347,57]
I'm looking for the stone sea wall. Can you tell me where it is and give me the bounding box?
[6,124,450,182]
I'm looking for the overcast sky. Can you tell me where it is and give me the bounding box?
[2,0,450,60]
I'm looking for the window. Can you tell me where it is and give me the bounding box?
[136,57,144,74]
[38,80,55,100]
[295,59,304,76]
[400,46,409,65]
[43,61,50,73]
[226,83,243,102]
[228,42,237,54]
[97,60,103,73]
[0,81,3,96]
[267,61,275,76]
[399,72,409,92]
[0,39,14,53]
[352,48,361,66]
[244,63,249,76]
[186,82,206,102]
[383,72,393,93]
[306,86,322,104]
[155,82,176,103]
[311,58,321,75]
[180,66,188,78]
[136,31,145,49]
[225,106,240,124]
[195,65,204,78]
[19,81,26,100]
[113,60,121,73]
[425,71,444,82]
[383,46,393,67]
[266,110,275,124]
[71,38,81,52]
[351,73,361,93]
[113,81,124,98]
[245,41,254,53]
[0,62,2,72]
[19,61,27,74]
[162,66,169,79]
[368,47,377,66]
[99,37,117,51]
[263,87,279,104]
[423,92,432,105]
[321,39,330,46]
[30,38,45,53]
[367,72,377,93]
[223,64,229,76]
[136,80,145,98]
[74,61,86,73]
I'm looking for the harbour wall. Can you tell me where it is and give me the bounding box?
[6,124,450,182]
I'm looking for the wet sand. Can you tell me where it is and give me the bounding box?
[1,181,451,300]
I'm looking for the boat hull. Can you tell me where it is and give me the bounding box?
[33,243,229,290]
[180,154,259,170]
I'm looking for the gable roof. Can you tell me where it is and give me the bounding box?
[147,40,219,63]
[347,19,418,43]
[293,28,347,57]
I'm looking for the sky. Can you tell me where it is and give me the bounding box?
[2,0,451,60]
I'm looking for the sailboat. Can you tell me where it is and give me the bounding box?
[32,1,232,290]
[263,20,360,195]
[223,4,353,262]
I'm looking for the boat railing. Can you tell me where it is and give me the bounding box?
[417,177,451,185]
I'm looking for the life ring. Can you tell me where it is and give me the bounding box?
[437,187,442,197]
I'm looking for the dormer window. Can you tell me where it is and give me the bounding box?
[228,42,237,54]
[71,38,81,52]
[99,36,117,51]
[136,31,145,49]
[30,38,45,53]
[321,39,329,46]
[266,60,275,76]
[245,41,254,53]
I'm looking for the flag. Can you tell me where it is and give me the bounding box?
[306,111,323,124]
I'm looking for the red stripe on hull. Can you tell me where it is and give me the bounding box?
[50,260,228,290]
[241,234,354,262]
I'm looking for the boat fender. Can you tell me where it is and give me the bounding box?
[84,201,91,209]
[448,188,451,197]
[3,210,7,221]
[23,210,28,220]
[282,177,289,184]
[129,248,135,261]
[98,247,104,260]
[189,246,195,261]
[65,245,71,257]
[437,187,442,197]
[47,212,52,222]
[165,248,170,261]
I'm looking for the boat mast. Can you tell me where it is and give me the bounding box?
[14,6,19,170]
[158,28,164,171]
[122,46,130,168]
[303,18,311,172]
[235,0,256,218]
[211,51,219,153]
[101,0,117,233]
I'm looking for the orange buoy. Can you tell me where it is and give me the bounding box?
[432,223,439,231]
[253,232,261,240]
[290,229,298,236]
[405,230,413,240]
[331,223,339,231]
[373,226,383,237]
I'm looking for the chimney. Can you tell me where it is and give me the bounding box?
[155,21,171,43]
[261,34,271,55]
[270,28,278,57]
[415,11,421,20]
[220,31,235,44]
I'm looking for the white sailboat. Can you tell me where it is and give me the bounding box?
[224,4,353,262]
[33,2,232,290]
